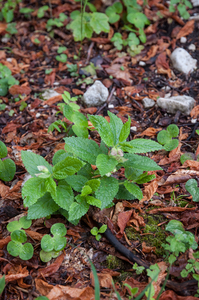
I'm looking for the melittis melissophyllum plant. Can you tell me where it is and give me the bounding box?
[21,111,163,224]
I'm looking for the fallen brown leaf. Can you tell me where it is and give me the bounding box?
[176,20,195,39]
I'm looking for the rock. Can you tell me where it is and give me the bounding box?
[142,97,155,109]
[191,0,199,6]
[180,37,187,43]
[188,44,196,51]
[41,89,60,100]
[170,48,197,74]
[82,80,109,107]
[157,95,195,115]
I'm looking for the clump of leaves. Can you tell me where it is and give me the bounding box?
[0,0,21,23]
[0,64,19,97]
[185,179,199,202]
[0,140,16,181]
[56,46,67,63]
[111,32,144,56]
[169,0,192,19]
[40,223,67,262]
[91,224,107,241]
[7,216,33,260]
[21,102,163,225]
[46,13,67,32]
[67,64,78,77]
[157,124,179,151]
[37,5,49,18]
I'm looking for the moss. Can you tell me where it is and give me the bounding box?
[118,271,133,282]
[178,200,194,208]
[106,255,124,269]
[125,214,167,257]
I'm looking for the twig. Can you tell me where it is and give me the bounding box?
[95,86,116,115]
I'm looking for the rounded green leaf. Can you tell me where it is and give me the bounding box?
[166,220,184,234]
[53,236,67,251]
[0,158,16,181]
[185,179,199,202]
[40,250,52,262]
[7,241,22,257]
[180,153,194,165]
[164,139,179,151]
[0,141,7,158]
[167,124,179,137]
[41,235,54,252]
[157,130,171,145]
[91,227,98,236]
[35,296,50,300]
[19,216,32,229]
[0,84,8,96]
[7,220,21,232]
[19,243,34,260]
[56,54,67,63]
[98,224,107,233]
[51,223,67,237]
[11,230,27,243]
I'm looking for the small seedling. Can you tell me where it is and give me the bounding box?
[40,223,67,262]
[0,140,16,181]
[185,179,199,202]
[48,119,67,133]
[67,64,78,77]
[157,124,179,151]
[169,0,192,19]
[123,283,139,299]
[0,275,5,295]
[45,69,53,74]
[37,5,49,18]
[0,63,19,96]
[132,262,145,275]
[7,216,32,232]
[105,2,123,24]
[91,224,107,241]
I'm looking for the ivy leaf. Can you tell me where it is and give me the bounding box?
[53,157,84,179]
[88,115,114,147]
[64,136,102,165]
[90,12,110,34]
[96,154,118,176]
[95,177,119,209]
[124,181,143,200]
[21,151,52,177]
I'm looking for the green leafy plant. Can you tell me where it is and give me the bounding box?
[35,296,49,300]
[0,140,16,181]
[185,179,199,202]
[67,64,78,77]
[157,124,179,151]
[169,186,188,206]
[124,283,139,299]
[169,0,192,19]
[19,7,34,18]
[37,5,49,18]
[91,224,107,241]
[0,275,5,295]
[7,216,32,232]
[46,13,67,32]
[56,46,67,63]
[40,223,67,262]
[0,0,21,23]
[105,2,123,23]
[48,119,67,134]
[21,104,163,225]
[0,63,19,96]
[132,263,145,275]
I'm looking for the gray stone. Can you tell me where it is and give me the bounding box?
[170,48,197,74]
[41,89,60,100]
[157,95,195,115]
[142,97,155,109]
[82,80,109,107]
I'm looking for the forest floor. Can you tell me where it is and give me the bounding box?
[0,0,199,299]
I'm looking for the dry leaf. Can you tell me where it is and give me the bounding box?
[176,20,195,39]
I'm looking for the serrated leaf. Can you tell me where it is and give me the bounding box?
[135,172,156,184]
[95,177,119,209]
[64,136,102,164]
[0,140,7,158]
[52,150,70,165]
[68,201,89,222]
[21,151,52,177]
[72,124,89,138]
[0,158,16,181]
[119,116,131,143]
[53,157,84,179]
[90,12,110,34]
[81,185,92,196]
[45,177,57,200]
[56,181,74,210]
[86,196,101,208]
[65,175,88,192]
[96,154,118,176]
[88,115,114,147]
[124,153,162,171]
[125,167,143,181]
[120,139,163,153]
[27,193,59,219]
[86,179,100,192]
[22,177,47,207]
[115,184,136,200]
[124,181,143,200]
[108,111,123,145]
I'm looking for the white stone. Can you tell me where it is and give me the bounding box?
[131,126,137,131]
[191,118,197,123]
[108,104,114,108]
[41,89,60,100]
[191,0,199,7]
[6,58,12,62]
[142,97,155,109]
[180,37,187,43]
[36,113,41,118]
[139,61,146,66]
[189,14,199,20]
[170,48,197,74]
[82,80,109,107]
[188,44,196,51]
[157,95,196,115]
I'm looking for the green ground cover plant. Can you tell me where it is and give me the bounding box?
[185,179,199,202]
[91,224,107,241]
[0,63,19,97]
[0,140,16,181]
[157,124,179,151]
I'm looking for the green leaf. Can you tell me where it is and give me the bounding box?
[45,177,57,200]
[86,195,101,208]
[0,141,7,158]
[81,185,92,196]
[180,153,195,165]
[55,181,74,210]
[91,227,98,235]
[120,139,163,153]
[135,173,156,184]
[0,158,16,181]
[53,157,84,179]
[108,111,123,145]
[127,12,148,28]
[124,181,143,200]
[22,177,47,207]
[27,193,59,219]
[41,235,54,252]
[119,116,131,143]
[88,115,114,147]
[52,150,70,165]
[7,241,21,257]
[0,275,5,295]
[86,179,100,192]
[125,167,143,181]
[20,243,34,260]
[95,177,119,209]
[185,179,199,202]
[21,151,52,177]
[69,14,93,41]
[51,223,67,236]
[164,139,179,151]
[53,236,67,251]
[90,12,110,34]
[65,175,88,192]
[56,54,67,63]
[64,136,102,165]
[115,183,136,200]
[123,153,162,171]
[19,216,32,229]
[68,201,89,222]
[11,230,27,243]
[96,154,118,176]
[72,124,89,138]
[167,124,179,137]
